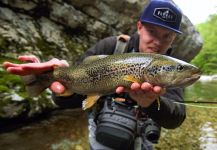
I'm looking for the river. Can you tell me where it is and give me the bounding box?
[0,80,217,150]
[155,80,217,150]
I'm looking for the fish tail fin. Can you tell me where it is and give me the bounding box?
[21,74,52,97]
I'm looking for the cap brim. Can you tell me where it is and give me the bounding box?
[141,20,182,34]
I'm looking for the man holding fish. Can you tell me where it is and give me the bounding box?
[3,0,201,149]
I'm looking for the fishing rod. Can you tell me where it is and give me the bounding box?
[173,101,217,108]
[182,101,217,104]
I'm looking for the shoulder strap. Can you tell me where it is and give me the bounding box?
[114,34,130,54]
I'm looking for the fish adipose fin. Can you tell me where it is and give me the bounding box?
[82,95,101,110]
[113,97,126,102]
[123,75,141,83]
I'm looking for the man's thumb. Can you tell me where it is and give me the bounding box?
[50,82,65,94]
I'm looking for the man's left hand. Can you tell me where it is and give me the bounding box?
[116,82,166,108]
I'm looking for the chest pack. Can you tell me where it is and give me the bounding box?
[94,34,161,149]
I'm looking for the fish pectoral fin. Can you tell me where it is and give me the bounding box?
[157,97,160,111]
[82,95,101,110]
[123,75,141,83]
[113,97,126,102]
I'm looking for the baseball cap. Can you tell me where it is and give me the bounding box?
[140,0,182,34]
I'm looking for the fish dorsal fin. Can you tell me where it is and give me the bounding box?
[82,94,101,110]
[82,55,109,64]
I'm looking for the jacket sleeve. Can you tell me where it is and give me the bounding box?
[144,87,186,129]
[52,36,117,108]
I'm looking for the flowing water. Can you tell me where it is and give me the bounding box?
[155,80,217,150]
[0,80,217,150]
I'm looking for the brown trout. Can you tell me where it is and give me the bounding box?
[22,53,201,110]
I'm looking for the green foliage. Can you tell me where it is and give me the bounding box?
[0,56,22,93]
[0,56,56,118]
[0,30,87,119]
[192,14,217,74]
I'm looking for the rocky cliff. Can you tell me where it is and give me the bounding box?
[0,0,203,120]
[0,0,203,62]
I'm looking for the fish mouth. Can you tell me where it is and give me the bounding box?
[182,72,201,87]
[189,73,201,82]
[192,69,202,80]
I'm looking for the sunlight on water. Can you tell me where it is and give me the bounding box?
[185,81,217,150]
[200,122,217,150]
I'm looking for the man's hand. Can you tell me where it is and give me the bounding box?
[116,82,166,108]
[3,55,69,94]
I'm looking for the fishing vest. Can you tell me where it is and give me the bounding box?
[114,34,131,54]
[89,34,155,150]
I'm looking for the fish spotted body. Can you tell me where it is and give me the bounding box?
[22,53,201,110]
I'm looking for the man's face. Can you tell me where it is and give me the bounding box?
[137,21,177,54]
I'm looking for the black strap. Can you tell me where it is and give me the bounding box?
[114,35,130,54]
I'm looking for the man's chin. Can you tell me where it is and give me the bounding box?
[146,47,160,53]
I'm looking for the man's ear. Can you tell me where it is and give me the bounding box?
[137,21,143,34]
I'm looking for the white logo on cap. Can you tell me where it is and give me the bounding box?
[153,8,177,22]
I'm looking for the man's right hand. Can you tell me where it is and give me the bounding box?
[3,55,69,94]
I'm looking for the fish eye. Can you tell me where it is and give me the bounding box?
[177,65,184,71]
